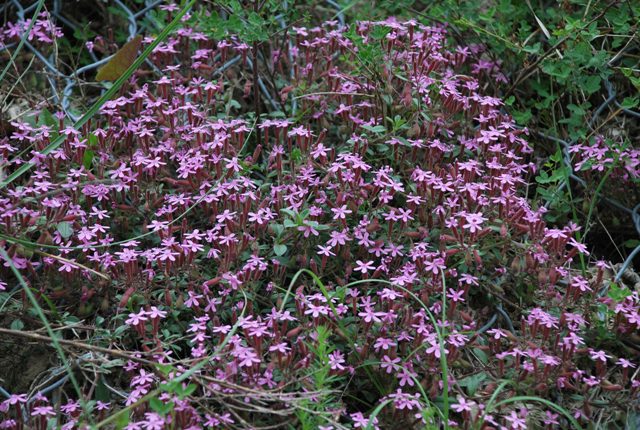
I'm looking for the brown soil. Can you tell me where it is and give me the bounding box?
[0,336,52,394]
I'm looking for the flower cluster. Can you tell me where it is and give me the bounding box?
[0,11,63,48]
[570,134,640,184]
[0,10,638,430]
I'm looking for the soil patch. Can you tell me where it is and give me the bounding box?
[0,337,52,394]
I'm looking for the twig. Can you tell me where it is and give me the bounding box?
[0,327,156,364]
[33,249,110,280]
[584,107,622,142]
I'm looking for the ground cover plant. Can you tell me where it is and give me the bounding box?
[0,1,639,429]
[352,0,640,258]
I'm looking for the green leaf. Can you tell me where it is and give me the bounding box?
[567,103,586,116]
[522,42,542,54]
[536,171,552,184]
[280,208,297,218]
[56,221,74,239]
[40,109,58,129]
[149,397,165,413]
[581,75,601,94]
[83,150,95,170]
[274,244,287,256]
[370,25,391,40]
[512,109,532,124]
[541,60,571,80]
[10,319,24,330]
[458,372,487,396]
[283,219,296,229]
[566,42,591,64]
[623,239,640,248]
[621,97,639,110]
[620,68,640,90]
[473,347,489,365]
[180,383,197,398]
[114,410,130,430]
[95,378,111,402]
[361,124,386,134]
[291,148,302,162]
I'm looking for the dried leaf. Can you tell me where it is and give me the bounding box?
[96,35,143,82]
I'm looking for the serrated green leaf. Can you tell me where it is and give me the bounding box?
[512,109,532,124]
[621,97,639,110]
[581,75,601,94]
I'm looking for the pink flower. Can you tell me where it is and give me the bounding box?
[327,229,350,247]
[269,342,290,354]
[125,309,148,326]
[446,288,465,302]
[351,412,378,429]
[397,367,417,387]
[354,260,375,274]
[297,223,319,237]
[31,406,55,417]
[317,245,335,256]
[462,212,487,233]
[589,349,610,363]
[380,355,401,374]
[328,350,346,370]
[147,306,167,319]
[451,396,473,413]
[487,328,507,340]
[543,411,559,426]
[6,394,27,405]
[331,204,352,220]
[237,349,261,368]
[617,358,636,368]
[504,410,528,429]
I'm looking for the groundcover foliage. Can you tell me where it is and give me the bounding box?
[0,2,638,429]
